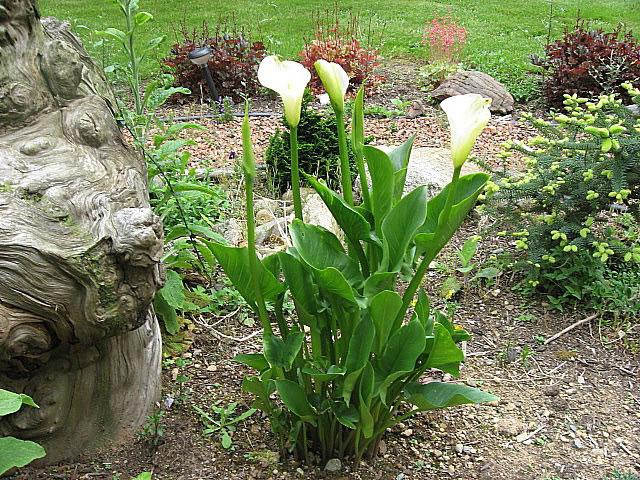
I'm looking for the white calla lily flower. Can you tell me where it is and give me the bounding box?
[258,55,310,128]
[441,94,492,168]
[314,60,350,114]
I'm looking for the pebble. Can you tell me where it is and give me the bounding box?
[432,449,443,458]
[544,384,560,397]
[401,428,413,437]
[324,458,342,473]
[455,443,464,454]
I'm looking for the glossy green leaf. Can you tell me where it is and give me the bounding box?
[290,220,362,284]
[264,328,304,370]
[403,381,498,411]
[159,269,185,309]
[369,290,403,356]
[387,135,415,201]
[415,173,489,256]
[424,323,464,376]
[342,317,375,404]
[380,186,428,272]
[375,319,426,404]
[364,146,395,234]
[304,174,375,245]
[234,353,270,372]
[274,380,316,424]
[208,242,285,308]
[334,403,359,429]
[301,365,346,381]
[0,437,46,475]
[278,252,318,316]
[414,289,431,332]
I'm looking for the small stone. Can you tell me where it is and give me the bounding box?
[401,428,413,437]
[495,417,525,437]
[455,443,464,454]
[324,458,342,473]
[396,474,406,480]
[565,388,577,395]
[378,439,387,455]
[574,438,584,449]
[515,432,530,443]
[463,445,477,454]
[432,448,443,458]
[206,364,217,372]
[544,384,560,397]
[296,468,304,476]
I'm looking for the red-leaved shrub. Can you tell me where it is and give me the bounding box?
[163,20,265,103]
[422,15,467,64]
[300,6,383,94]
[533,20,640,108]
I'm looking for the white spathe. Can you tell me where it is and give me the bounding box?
[441,94,492,168]
[314,60,349,114]
[258,55,311,128]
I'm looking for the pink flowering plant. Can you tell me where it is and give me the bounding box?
[422,15,467,64]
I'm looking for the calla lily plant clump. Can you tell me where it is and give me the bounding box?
[210,54,497,462]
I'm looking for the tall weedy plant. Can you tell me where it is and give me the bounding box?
[212,56,496,462]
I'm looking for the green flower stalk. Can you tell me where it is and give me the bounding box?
[351,85,371,210]
[258,55,311,220]
[315,60,353,205]
[241,101,271,334]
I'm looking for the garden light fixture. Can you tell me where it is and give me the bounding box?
[188,46,220,103]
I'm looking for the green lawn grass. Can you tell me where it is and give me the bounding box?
[39,0,640,101]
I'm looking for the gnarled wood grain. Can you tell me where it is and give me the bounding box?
[0,0,163,465]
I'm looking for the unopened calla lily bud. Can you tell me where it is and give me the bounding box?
[314,59,349,114]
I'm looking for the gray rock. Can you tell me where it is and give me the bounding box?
[301,192,341,238]
[212,218,244,246]
[431,70,515,114]
[495,417,526,437]
[324,458,342,473]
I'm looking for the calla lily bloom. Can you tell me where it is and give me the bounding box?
[314,60,349,114]
[258,55,310,128]
[441,94,492,168]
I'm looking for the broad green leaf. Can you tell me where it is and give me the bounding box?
[434,310,471,343]
[473,267,500,281]
[363,272,395,297]
[304,174,375,245]
[369,290,403,356]
[414,289,431,331]
[387,135,416,201]
[159,269,185,309]
[264,328,304,370]
[424,323,464,376]
[0,437,46,475]
[290,220,362,284]
[314,267,361,307]
[458,238,478,266]
[403,381,498,411]
[333,403,359,429]
[221,431,233,449]
[153,291,179,335]
[208,242,285,308]
[380,186,428,272]
[0,390,37,417]
[301,365,346,381]
[278,252,318,316]
[375,319,426,404]
[234,353,269,372]
[342,317,375,404]
[96,27,127,45]
[415,173,489,257]
[274,380,316,424]
[242,376,272,411]
[134,11,153,26]
[364,146,395,234]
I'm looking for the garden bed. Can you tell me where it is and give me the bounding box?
[16,85,640,480]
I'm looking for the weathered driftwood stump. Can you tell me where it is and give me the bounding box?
[0,0,163,464]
